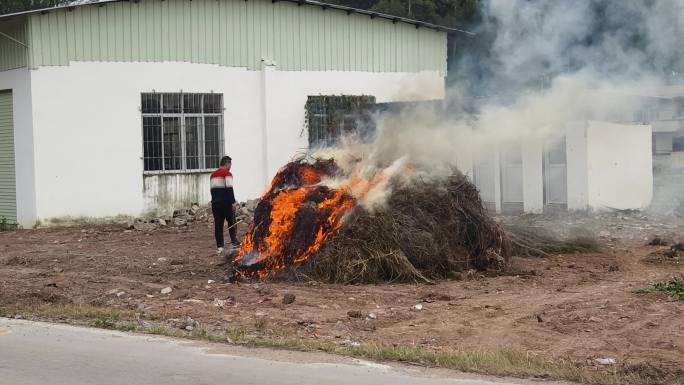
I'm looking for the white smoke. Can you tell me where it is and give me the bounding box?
[312,0,684,212]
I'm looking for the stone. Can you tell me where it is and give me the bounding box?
[156,218,167,227]
[173,217,188,227]
[367,313,377,320]
[595,358,616,365]
[282,293,296,305]
[184,325,194,331]
[341,339,361,348]
[347,310,363,318]
[157,257,168,263]
[599,230,611,239]
[190,203,201,215]
[413,304,424,311]
[161,287,173,295]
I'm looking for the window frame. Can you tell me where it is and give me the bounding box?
[141,92,225,174]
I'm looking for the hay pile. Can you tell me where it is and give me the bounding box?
[297,173,510,284]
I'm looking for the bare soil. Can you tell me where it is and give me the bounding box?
[1,220,683,381]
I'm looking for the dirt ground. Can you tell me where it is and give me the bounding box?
[0,217,683,381]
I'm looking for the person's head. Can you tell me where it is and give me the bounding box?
[220,155,232,170]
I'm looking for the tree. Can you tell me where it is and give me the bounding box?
[1,0,65,15]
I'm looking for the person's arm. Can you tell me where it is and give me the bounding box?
[225,175,236,204]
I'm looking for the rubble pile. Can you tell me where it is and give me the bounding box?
[127,200,259,232]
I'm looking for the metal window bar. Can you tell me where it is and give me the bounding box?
[142,93,224,173]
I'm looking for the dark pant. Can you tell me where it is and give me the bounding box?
[212,201,238,248]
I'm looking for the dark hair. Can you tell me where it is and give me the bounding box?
[220,156,232,166]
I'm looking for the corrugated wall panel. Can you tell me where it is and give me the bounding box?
[0,90,16,223]
[23,0,446,74]
[0,19,28,71]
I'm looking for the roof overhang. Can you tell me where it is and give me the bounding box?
[0,0,474,35]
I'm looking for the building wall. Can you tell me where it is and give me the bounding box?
[0,68,36,228]
[586,121,653,210]
[0,18,28,72]
[24,0,446,74]
[27,61,443,221]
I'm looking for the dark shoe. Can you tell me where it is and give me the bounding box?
[231,241,240,247]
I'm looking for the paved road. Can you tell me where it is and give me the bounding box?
[0,318,553,385]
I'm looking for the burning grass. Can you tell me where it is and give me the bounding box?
[233,158,509,283]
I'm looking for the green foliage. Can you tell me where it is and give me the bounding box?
[651,277,684,300]
[327,0,481,28]
[0,0,65,15]
[0,217,18,232]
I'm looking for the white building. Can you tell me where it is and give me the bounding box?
[470,121,654,214]
[0,0,452,227]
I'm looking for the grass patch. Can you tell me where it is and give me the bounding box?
[1,303,677,385]
[648,277,684,299]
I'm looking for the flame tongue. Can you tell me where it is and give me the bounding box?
[234,160,355,278]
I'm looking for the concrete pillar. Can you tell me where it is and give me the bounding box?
[260,61,277,187]
[522,138,544,213]
[566,121,589,211]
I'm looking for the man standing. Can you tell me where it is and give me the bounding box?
[210,156,239,254]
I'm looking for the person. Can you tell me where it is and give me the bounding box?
[210,155,239,254]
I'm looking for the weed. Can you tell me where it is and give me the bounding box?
[651,277,684,299]
[0,216,18,231]
[254,316,268,331]
[92,317,116,329]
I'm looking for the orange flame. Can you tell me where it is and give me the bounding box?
[234,161,357,278]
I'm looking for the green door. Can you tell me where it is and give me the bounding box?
[0,90,16,224]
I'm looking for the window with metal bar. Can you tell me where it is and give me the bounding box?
[305,95,376,148]
[141,93,224,172]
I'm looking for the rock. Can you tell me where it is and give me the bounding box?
[244,199,258,211]
[116,291,125,298]
[367,313,377,320]
[213,298,226,307]
[340,339,361,348]
[413,304,424,311]
[45,282,58,288]
[107,289,119,295]
[161,287,173,295]
[598,230,611,239]
[536,314,544,323]
[173,217,188,227]
[185,325,194,331]
[207,279,215,284]
[589,316,602,323]
[595,358,616,365]
[282,293,296,305]
[156,218,167,227]
[125,219,135,230]
[133,219,157,232]
[190,203,201,215]
[347,310,363,318]
[157,257,168,263]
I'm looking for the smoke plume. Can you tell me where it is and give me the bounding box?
[314,0,684,212]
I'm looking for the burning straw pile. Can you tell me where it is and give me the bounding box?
[232,158,509,283]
